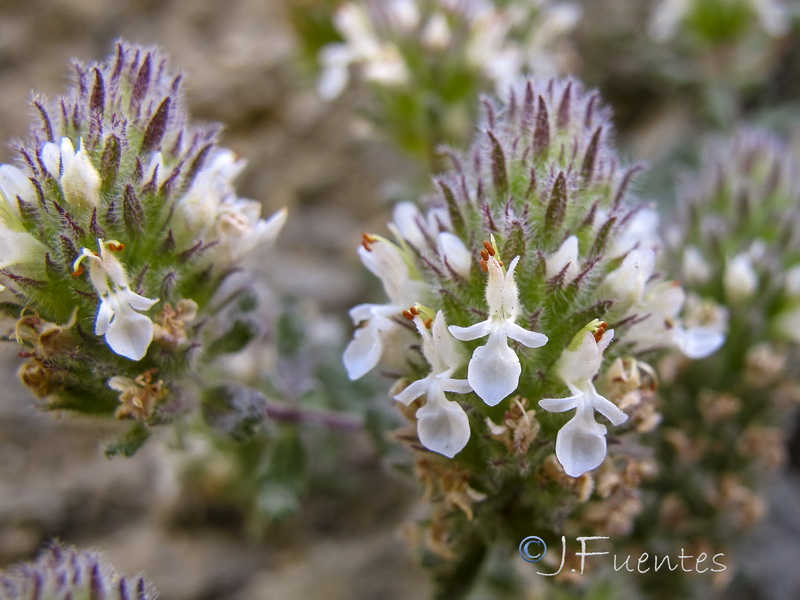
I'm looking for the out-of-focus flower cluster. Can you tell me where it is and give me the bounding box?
[627,126,800,597]
[344,76,723,586]
[0,541,157,600]
[0,41,285,453]
[314,0,580,161]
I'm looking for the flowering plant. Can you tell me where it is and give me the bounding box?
[344,76,722,594]
[0,41,286,454]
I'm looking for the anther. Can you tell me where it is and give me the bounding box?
[481,249,489,261]
[409,306,420,316]
[361,232,376,251]
[483,240,496,256]
[72,265,85,277]
[593,321,608,342]
[481,259,488,272]
[402,309,414,320]
[423,318,433,329]
[108,242,125,252]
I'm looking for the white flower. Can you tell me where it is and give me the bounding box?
[344,237,427,379]
[214,203,287,264]
[775,265,800,343]
[391,202,469,278]
[449,254,548,406]
[74,240,158,360]
[608,206,660,259]
[539,323,627,477]
[317,3,409,99]
[0,164,37,219]
[362,45,409,87]
[422,13,451,50]
[41,137,102,210]
[600,247,656,310]
[724,253,758,303]
[95,288,159,361]
[604,248,725,359]
[0,225,45,270]
[437,232,472,278]
[0,171,46,270]
[752,0,790,36]
[175,149,246,236]
[386,0,421,32]
[395,311,472,457]
[626,281,726,359]
[648,0,690,41]
[317,44,353,100]
[545,235,580,283]
[682,245,712,284]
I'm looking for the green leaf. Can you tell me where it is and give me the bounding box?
[103,421,151,458]
[201,384,266,442]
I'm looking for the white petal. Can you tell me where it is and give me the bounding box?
[437,232,472,278]
[343,320,383,380]
[505,322,548,348]
[0,165,35,219]
[555,408,608,477]
[589,387,628,427]
[448,319,492,341]
[538,392,582,413]
[94,298,114,335]
[416,394,470,458]
[0,227,45,269]
[422,13,451,49]
[427,311,465,372]
[673,326,725,359]
[107,375,135,392]
[252,206,288,248]
[118,288,158,311]
[556,332,602,384]
[784,266,800,297]
[682,246,712,284]
[546,235,579,282]
[467,329,520,406]
[61,142,101,209]
[724,253,758,303]
[40,143,62,178]
[439,376,472,395]
[484,256,506,318]
[392,202,427,250]
[105,307,154,361]
[59,137,76,169]
[349,303,377,325]
[357,239,424,306]
[394,377,430,405]
[501,255,521,319]
[602,248,656,307]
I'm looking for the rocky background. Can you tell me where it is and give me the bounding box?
[0,1,799,599]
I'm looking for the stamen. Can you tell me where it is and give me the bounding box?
[481,249,489,261]
[593,321,608,342]
[108,242,125,252]
[483,240,496,256]
[72,265,85,277]
[361,232,377,251]
[403,309,414,320]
